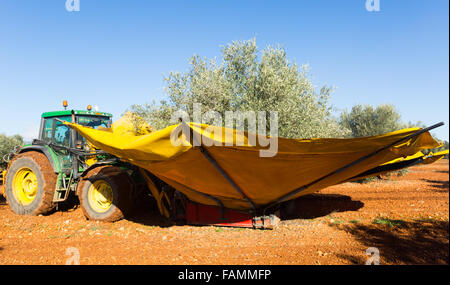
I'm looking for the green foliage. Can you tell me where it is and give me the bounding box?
[372,217,405,228]
[354,175,380,184]
[339,104,405,137]
[395,168,409,177]
[401,120,427,129]
[128,39,350,139]
[0,134,23,170]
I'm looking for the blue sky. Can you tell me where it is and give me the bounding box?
[0,0,448,141]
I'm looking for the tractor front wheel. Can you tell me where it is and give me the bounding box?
[77,166,132,222]
[5,152,57,215]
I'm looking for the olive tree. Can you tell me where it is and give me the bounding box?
[339,104,406,137]
[128,39,349,139]
[0,134,23,170]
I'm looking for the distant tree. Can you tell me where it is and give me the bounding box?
[128,38,350,139]
[339,104,405,137]
[339,104,431,139]
[0,134,23,170]
[401,120,427,129]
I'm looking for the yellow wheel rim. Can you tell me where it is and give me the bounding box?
[12,168,38,205]
[88,180,113,213]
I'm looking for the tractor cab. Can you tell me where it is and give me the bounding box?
[33,103,113,173]
[39,106,112,150]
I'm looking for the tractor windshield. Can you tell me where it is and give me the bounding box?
[75,115,112,150]
[77,115,111,129]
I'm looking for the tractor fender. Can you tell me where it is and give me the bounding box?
[79,159,121,178]
[18,145,60,173]
[79,160,138,200]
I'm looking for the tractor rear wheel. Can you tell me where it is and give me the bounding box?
[77,166,132,222]
[5,152,57,215]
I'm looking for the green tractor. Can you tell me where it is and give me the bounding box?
[0,102,281,228]
[1,102,145,222]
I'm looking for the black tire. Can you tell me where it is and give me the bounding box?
[5,152,57,215]
[77,166,132,222]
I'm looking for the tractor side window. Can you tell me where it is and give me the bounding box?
[54,121,71,147]
[42,119,54,143]
[41,116,72,145]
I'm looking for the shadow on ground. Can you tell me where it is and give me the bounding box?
[280,193,364,220]
[335,220,449,264]
[122,192,364,227]
[125,193,173,227]
[0,195,6,205]
[55,194,80,212]
[423,179,449,193]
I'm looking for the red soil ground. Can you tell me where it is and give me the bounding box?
[0,160,448,265]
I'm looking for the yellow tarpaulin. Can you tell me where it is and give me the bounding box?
[423,149,449,164]
[381,148,448,165]
[344,149,448,182]
[67,121,444,211]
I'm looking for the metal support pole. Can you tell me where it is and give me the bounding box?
[181,121,256,212]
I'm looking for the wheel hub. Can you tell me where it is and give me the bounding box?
[88,180,113,213]
[12,168,38,205]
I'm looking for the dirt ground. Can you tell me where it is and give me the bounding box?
[0,160,448,265]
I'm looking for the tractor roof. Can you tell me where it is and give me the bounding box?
[41,110,112,118]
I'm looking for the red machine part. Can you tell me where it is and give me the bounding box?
[185,202,279,229]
